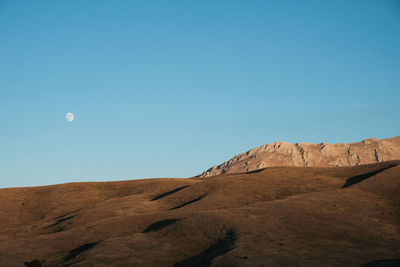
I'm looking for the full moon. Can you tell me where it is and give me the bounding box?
[66,112,74,122]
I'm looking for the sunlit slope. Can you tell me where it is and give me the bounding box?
[200,136,400,177]
[0,161,399,266]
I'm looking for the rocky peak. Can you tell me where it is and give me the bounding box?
[199,136,400,177]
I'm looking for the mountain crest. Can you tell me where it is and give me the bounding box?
[199,136,400,177]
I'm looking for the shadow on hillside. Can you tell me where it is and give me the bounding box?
[170,194,207,210]
[151,185,190,201]
[361,258,400,266]
[174,230,237,267]
[64,242,99,262]
[142,218,181,233]
[341,165,396,188]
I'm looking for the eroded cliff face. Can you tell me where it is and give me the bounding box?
[199,136,400,177]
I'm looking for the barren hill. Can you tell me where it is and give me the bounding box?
[200,136,400,177]
[1,161,400,266]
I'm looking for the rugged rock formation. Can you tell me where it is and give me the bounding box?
[199,136,400,177]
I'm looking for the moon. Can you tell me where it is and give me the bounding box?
[66,112,74,122]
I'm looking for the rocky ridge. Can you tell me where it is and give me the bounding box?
[199,136,400,177]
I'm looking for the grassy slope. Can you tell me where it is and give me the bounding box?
[0,161,399,266]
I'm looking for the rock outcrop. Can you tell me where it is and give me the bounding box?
[199,136,400,177]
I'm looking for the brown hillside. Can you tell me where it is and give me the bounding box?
[0,161,399,266]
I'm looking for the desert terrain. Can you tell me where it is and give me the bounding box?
[1,160,399,266]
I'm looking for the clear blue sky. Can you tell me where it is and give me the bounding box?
[1,0,399,188]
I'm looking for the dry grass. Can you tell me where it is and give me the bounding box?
[1,161,399,266]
